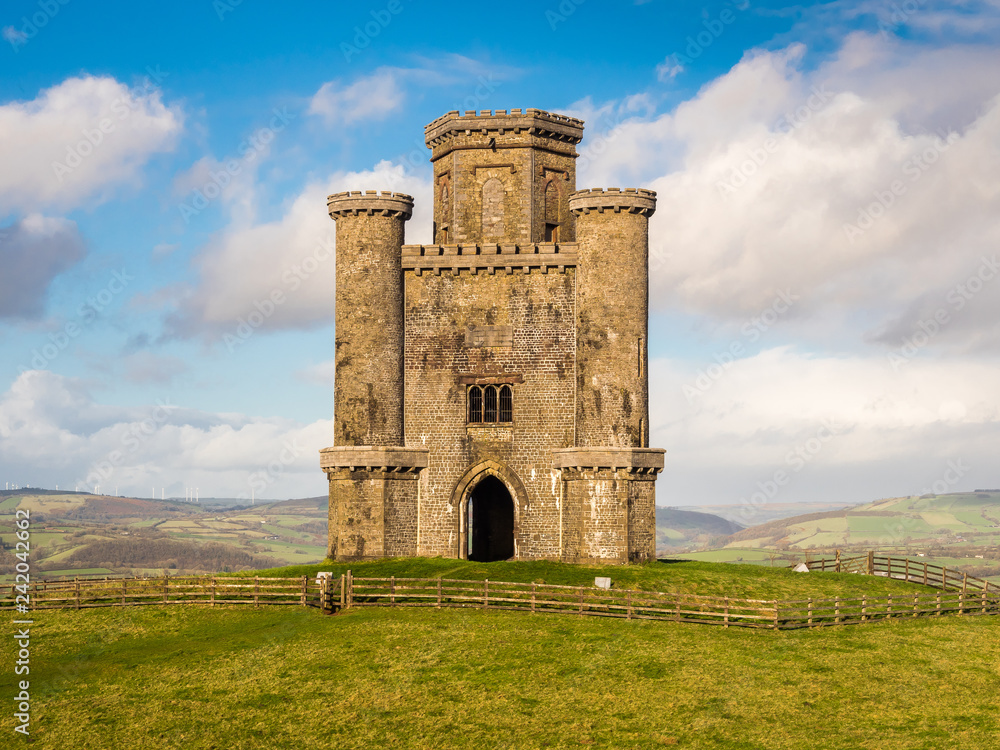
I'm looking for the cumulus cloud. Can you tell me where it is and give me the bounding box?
[0,75,183,214]
[309,68,405,126]
[161,160,432,342]
[650,347,1000,506]
[575,35,1000,355]
[0,214,85,318]
[0,371,331,500]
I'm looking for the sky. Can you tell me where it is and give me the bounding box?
[0,0,998,512]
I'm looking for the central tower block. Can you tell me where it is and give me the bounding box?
[424,109,584,244]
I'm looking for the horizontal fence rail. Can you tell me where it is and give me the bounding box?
[2,554,997,631]
[0,575,327,611]
[801,553,1000,594]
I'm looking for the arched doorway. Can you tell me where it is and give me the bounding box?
[467,475,515,561]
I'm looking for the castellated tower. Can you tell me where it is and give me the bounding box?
[320,191,429,560]
[320,109,664,563]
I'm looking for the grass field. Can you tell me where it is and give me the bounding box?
[3,599,998,748]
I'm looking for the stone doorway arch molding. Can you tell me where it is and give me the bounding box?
[452,459,529,560]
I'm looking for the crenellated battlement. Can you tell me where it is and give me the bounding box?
[327,190,414,219]
[568,188,657,216]
[401,242,578,274]
[425,108,583,154]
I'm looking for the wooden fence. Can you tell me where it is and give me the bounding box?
[332,572,1000,630]
[802,552,1000,593]
[3,554,998,631]
[0,574,321,611]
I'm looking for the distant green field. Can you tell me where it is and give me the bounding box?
[4,594,998,748]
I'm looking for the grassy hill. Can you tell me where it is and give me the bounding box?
[686,491,1000,580]
[0,492,328,579]
[3,559,998,749]
[655,507,742,552]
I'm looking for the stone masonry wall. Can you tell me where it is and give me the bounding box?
[404,268,576,558]
[573,208,650,448]
[332,212,406,446]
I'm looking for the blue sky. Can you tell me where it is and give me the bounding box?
[2,0,999,511]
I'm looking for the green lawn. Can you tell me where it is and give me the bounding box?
[3,602,999,749]
[233,557,936,602]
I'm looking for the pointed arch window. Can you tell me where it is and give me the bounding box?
[468,385,483,423]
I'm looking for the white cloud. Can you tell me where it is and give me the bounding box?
[162,160,432,341]
[650,348,1000,506]
[0,370,331,500]
[575,36,1000,355]
[0,75,183,214]
[308,68,404,126]
[0,214,85,318]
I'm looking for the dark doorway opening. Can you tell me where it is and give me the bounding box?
[467,476,515,562]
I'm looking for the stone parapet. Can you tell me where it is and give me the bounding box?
[327,190,414,220]
[319,446,429,472]
[401,243,577,274]
[551,447,665,473]
[425,108,584,149]
[568,188,657,217]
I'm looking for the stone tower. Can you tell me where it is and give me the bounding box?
[320,109,664,563]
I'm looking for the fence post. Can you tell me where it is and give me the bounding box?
[887,594,893,619]
[390,576,395,607]
[531,583,536,614]
[724,597,729,629]
[962,572,968,593]
[254,576,260,608]
[807,598,813,626]
[959,590,965,616]
[340,574,345,608]
[861,595,867,622]
[436,578,442,608]
[211,577,216,607]
[923,561,928,587]
[835,597,841,624]
[163,574,168,605]
[867,551,874,576]
[301,575,307,607]
[626,590,632,621]
[982,590,988,615]
[319,575,328,613]
[912,593,918,618]
[772,603,779,630]
[579,587,584,615]
[835,549,841,573]
[75,577,81,610]
[121,578,127,606]
[347,570,353,607]
[483,579,489,610]
[936,591,942,615]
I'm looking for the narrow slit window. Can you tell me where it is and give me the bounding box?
[498,385,512,423]
[483,385,498,423]
[468,386,483,423]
